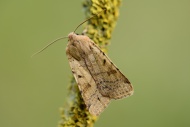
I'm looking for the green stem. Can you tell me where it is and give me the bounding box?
[59,0,121,127]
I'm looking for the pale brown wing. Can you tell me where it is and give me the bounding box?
[66,42,110,116]
[87,40,134,99]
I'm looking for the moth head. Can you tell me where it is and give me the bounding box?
[68,32,76,41]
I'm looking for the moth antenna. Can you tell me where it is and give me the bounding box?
[73,8,106,33]
[31,36,68,57]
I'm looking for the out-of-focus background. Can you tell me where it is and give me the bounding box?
[1,0,190,127]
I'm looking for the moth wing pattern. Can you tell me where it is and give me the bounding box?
[66,33,133,116]
[89,40,134,99]
[66,33,110,116]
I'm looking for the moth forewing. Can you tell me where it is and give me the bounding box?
[66,33,133,116]
[66,33,111,116]
[87,36,133,99]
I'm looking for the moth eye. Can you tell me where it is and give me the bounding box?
[76,33,79,35]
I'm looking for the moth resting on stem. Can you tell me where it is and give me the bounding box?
[32,8,133,116]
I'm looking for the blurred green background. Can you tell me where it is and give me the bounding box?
[1,0,190,127]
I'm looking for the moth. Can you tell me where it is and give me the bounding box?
[66,32,133,115]
[33,10,134,116]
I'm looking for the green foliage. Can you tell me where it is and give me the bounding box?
[83,0,121,51]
